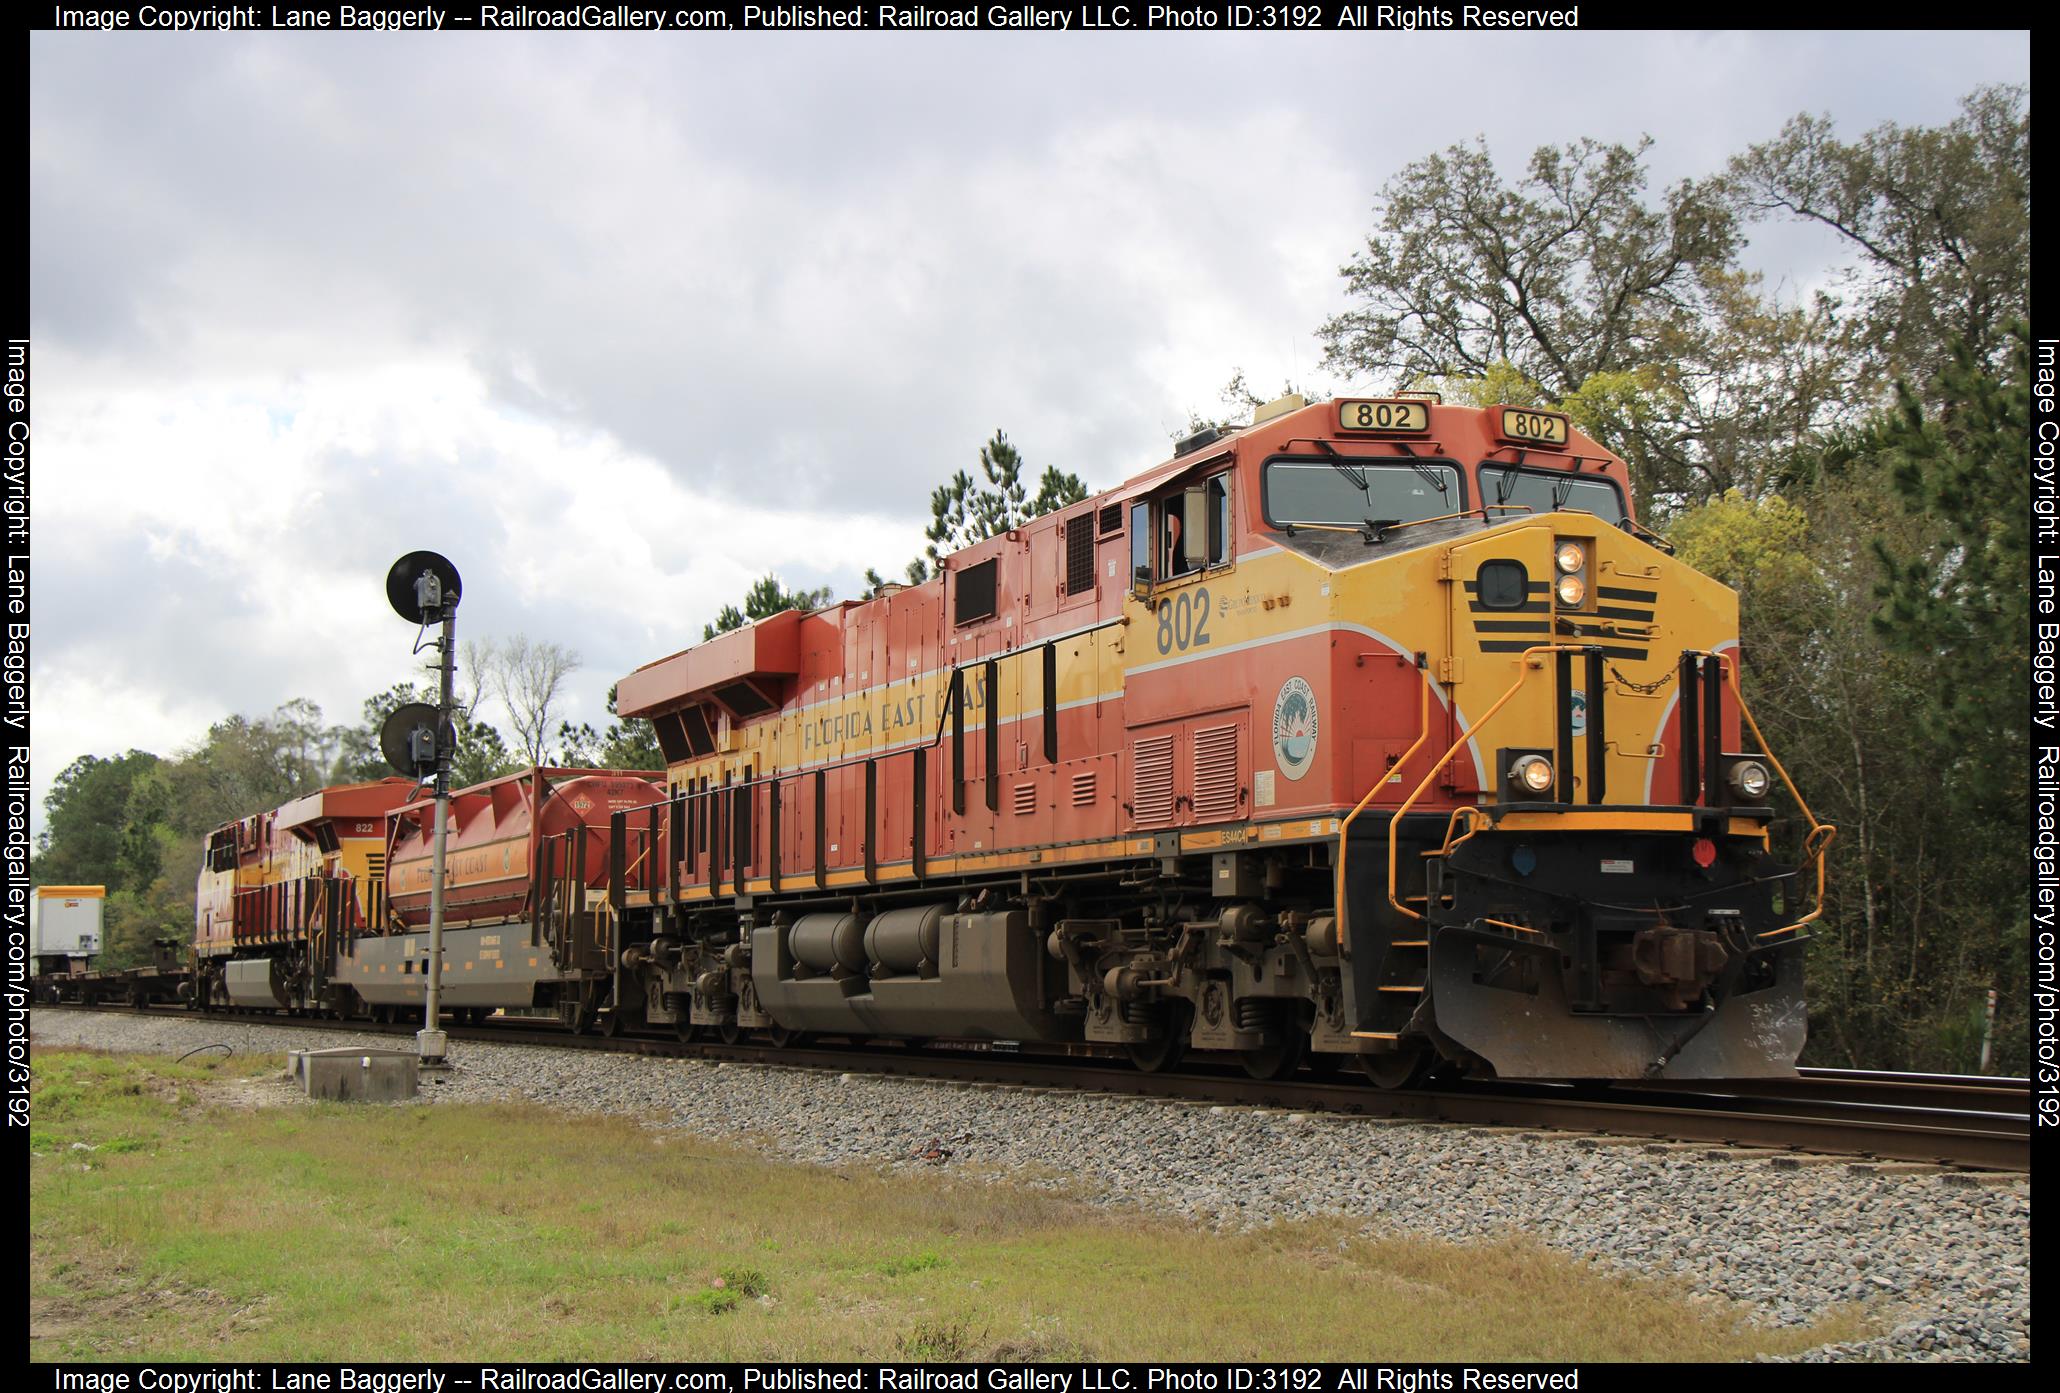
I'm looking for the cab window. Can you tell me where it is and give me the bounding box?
[1478,465,1626,524]
[1157,473,1233,581]
[1263,459,1462,528]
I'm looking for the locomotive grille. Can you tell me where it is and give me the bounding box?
[1098,504,1122,535]
[1064,512,1095,595]
[1071,770,1097,806]
[1013,782,1038,816]
[1132,735,1176,826]
[1190,723,1241,822]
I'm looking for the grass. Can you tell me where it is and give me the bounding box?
[28,1046,1867,1362]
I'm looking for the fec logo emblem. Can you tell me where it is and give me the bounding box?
[1272,676,1319,781]
[1569,690,1587,737]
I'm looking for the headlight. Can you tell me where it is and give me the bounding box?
[1555,573,1586,606]
[1555,541,1585,573]
[1510,755,1555,795]
[1728,760,1772,800]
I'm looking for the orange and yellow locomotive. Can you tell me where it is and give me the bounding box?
[603,394,1832,1083]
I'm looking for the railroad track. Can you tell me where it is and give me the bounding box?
[35,1003,2033,1173]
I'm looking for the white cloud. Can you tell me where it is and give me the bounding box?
[25,29,2028,838]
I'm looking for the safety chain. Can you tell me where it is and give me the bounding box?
[1608,664,1675,696]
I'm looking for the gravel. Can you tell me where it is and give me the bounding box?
[33,1010,2031,1362]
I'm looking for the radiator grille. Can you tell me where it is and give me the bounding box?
[1131,735,1176,826]
[1064,513,1095,595]
[1071,770,1097,807]
[1098,503,1122,535]
[1013,782,1038,816]
[1191,723,1242,822]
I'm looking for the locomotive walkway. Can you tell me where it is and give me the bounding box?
[38,1002,2031,1172]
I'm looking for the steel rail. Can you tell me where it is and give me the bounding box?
[34,1003,2031,1172]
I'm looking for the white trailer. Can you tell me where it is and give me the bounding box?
[34,885,105,958]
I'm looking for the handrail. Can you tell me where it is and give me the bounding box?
[1715,651,1836,938]
[1333,666,1434,950]
[1384,645,1589,922]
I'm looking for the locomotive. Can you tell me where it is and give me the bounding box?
[188,768,661,1028]
[604,394,1831,1083]
[169,393,1829,1086]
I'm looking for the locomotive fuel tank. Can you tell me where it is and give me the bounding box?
[752,907,1060,1040]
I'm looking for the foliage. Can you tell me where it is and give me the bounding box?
[1727,84,2029,389]
[553,684,663,772]
[471,634,582,766]
[339,681,519,790]
[31,751,160,893]
[1178,370,1319,440]
[1318,89,2030,1070]
[1865,326,2030,811]
[703,574,835,641]
[1319,135,1849,515]
[923,430,1087,569]
[866,430,1086,597]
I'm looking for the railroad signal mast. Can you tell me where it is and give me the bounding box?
[383,551,463,1067]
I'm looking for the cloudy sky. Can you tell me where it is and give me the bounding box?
[27,28,2027,831]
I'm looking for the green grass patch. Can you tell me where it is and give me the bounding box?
[29,1046,1867,1361]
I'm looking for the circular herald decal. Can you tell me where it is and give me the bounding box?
[1272,676,1319,781]
[1569,689,1587,737]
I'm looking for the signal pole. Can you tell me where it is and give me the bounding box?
[384,552,463,1068]
[421,595,455,1067]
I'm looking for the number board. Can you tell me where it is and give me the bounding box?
[1335,399,1431,435]
[1496,406,1570,447]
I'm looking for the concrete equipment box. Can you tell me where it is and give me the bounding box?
[35,886,105,957]
[290,1046,420,1102]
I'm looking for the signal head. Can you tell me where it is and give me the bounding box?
[380,702,452,779]
[386,551,463,623]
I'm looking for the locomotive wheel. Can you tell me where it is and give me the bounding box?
[1125,1003,1192,1074]
[716,1018,742,1046]
[674,1015,699,1043]
[1302,1049,1343,1078]
[766,1025,809,1049]
[601,1010,626,1038]
[1358,1044,1431,1090]
[1238,1028,1306,1082]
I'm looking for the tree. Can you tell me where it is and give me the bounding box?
[473,634,582,766]
[923,430,1088,568]
[862,557,931,598]
[340,681,518,788]
[1320,136,1738,399]
[31,751,160,892]
[154,703,340,836]
[1865,327,2029,828]
[1316,134,1843,512]
[703,574,835,641]
[1178,370,1320,440]
[1727,84,2029,392]
[553,684,663,771]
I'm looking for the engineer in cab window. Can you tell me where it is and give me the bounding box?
[1163,511,1194,578]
